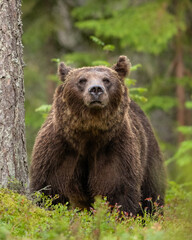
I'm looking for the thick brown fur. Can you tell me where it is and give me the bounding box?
[30,56,166,215]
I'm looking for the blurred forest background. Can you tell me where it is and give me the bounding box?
[22,0,192,187]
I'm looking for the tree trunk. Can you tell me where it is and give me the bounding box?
[0,0,28,191]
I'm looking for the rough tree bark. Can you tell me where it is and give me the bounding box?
[0,0,28,190]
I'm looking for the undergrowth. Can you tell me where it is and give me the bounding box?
[0,182,192,240]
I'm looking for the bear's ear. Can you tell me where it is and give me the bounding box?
[112,56,131,79]
[58,62,72,82]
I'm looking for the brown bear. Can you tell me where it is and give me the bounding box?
[30,56,166,215]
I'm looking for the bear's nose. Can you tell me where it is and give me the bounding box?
[88,85,104,97]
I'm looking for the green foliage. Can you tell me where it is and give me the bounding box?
[90,36,115,52]
[73,1,182,54]
[125,78,137,87]
[129,87,148,103]
[0,182,192,240]
[186,101,192,109]
[61,36,115,68]
[51,58,60,64]
[35,104,52,119]
[22,0,56,55]
[72,0,129,20]
[177,126,192,136]
[92,60,110,67]
[166,101,192,183]
[24,66,47,127]
[173,140,192,166]
[90,36,105,46]
[0,188,53,239]
[63,52,104,67]
[24,64,49,156]
[124,64,148,103]
[22,0,59,156]
[130,64,142,72]
[168,101,192,168]
[23,15,55,53]
[35,105,52,113]
[165,181,192,202]
[143,96,177,112]
[103,44,115,52]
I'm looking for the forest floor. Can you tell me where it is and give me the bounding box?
[0,181,192,240]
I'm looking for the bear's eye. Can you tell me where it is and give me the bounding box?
[103,78,110,84]
[78,78,87,85]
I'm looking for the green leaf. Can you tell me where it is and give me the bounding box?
[62,52,105,67]
[35,105,51,113]
[131,95,148,103]
[103,44,115,51]
[91,60,110,66]
[178,126,192,135]
[90,36,105,46]
[51,58,60,63]
[125,78,137,87]
[186,101,192,109]
[129,88,148,94]
[174,140,192,166]
[143,96,176,112]
[130,64,142,72]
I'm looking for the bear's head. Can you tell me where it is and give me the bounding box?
[58,56,130,111]
[55,56,131,135]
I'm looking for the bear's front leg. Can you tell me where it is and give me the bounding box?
[30,121,67,194]
[105,181,142,216]
[89,156,142,216]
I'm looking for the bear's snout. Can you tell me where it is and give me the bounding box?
[88,88,105,108]
[88,85,105,108]
[84,85,108,109]
[83,78,109,109]
[88,85,104,97]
